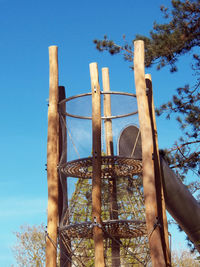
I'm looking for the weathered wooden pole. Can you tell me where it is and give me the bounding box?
[145,74,171,266]
[90,63,105,267]
[102,68,114,156]
[102,67,120,267]
[46,46,59,267]
[134,40,166,266]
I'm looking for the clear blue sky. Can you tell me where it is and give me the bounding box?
[0,0,195,265]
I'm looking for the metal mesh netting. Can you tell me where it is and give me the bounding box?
[60,92,139,161]
[58,92,151,266]
[59,176,150,266]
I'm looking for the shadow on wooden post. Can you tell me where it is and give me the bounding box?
[90,62,105,267]
[134,40,167,267]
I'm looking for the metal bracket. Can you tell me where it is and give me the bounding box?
[90,217,102,229]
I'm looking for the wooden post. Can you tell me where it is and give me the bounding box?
[90,63,105,267]
[134,40,166,266]
[58,86,71,267]
[102,68,114,156]
[58,86,67,223]
[145,74,171,266]
[46,46,59,267]
[102,68,120,267]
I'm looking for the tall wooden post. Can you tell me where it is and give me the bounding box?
[58,86,67,223]
[46,46,59,267]
[102,68,120,267]
[102,68,114,156]
[134,40,166,266]
[90,63,105,267]
[145,74,171,266]
[58,86,71,267]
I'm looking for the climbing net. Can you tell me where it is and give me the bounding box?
[57,92,151,266]
[58,174,150,266]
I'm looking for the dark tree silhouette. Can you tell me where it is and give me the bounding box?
[94,0,200,193]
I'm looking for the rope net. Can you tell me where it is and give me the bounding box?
[58,93,151,266]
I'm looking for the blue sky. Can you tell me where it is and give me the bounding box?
[0,0,196,265]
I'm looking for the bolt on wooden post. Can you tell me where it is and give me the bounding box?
[90,63,105,267]
[46,46,59,267]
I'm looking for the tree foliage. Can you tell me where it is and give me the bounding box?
[12,224,46,267]
[171,248,200,266]
[94,0,200,191]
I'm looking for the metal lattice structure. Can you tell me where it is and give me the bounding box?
[60,156,143,179]
[46,41,171,267]
[57,89,150,266]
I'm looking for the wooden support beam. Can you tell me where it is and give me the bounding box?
[145,75,171,266]
[90,63,105,267]
[134,40,166,267]
[58,86,71,267]
[58,86,67,224]
[102,67,120,267]
[102,68,114,156]
[46,46,59,267]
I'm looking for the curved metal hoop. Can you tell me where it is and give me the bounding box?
[59,91,137,120]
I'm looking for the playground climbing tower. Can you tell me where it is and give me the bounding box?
[46,40,171,266]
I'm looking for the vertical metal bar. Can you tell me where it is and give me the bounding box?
[90,62,105,267]
[46,46,59,267]
[145,74,171,266]
[102,67,120,267]
[134,40,166,266]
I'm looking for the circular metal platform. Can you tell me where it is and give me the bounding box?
[59,156,142,179]
[59,219,146,239]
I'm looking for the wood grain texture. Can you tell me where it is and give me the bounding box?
[46,46,59,267]
[134,40,166,267]
[90,63,105,267]
[102,67,120,267]
[145,74,171,266]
